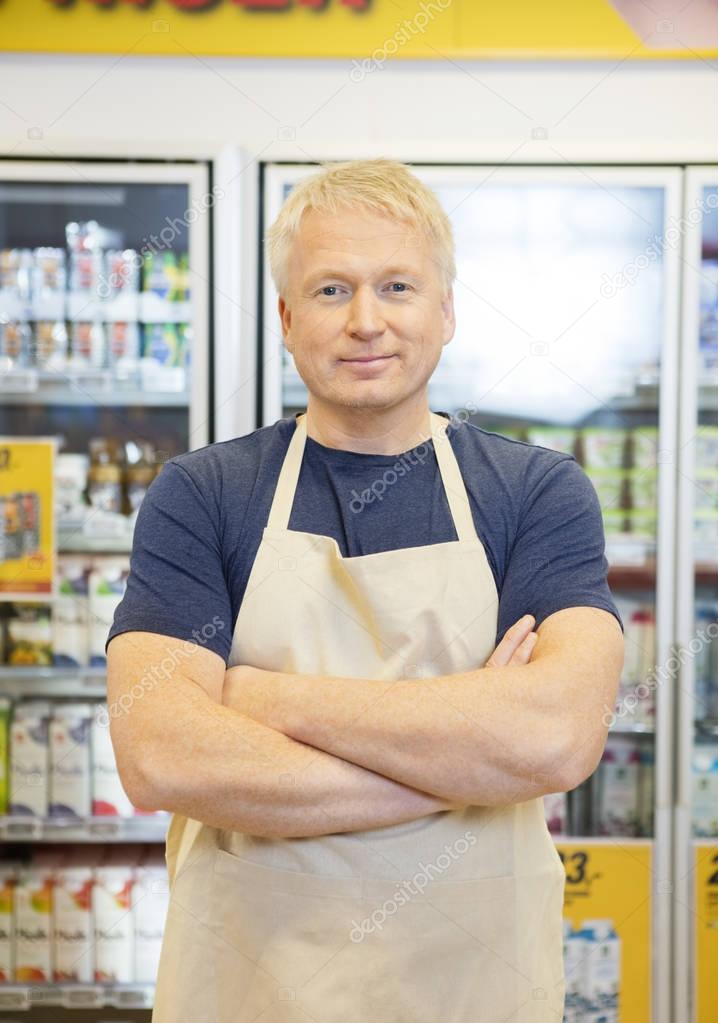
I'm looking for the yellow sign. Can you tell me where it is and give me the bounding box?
[0,439,55,599]
[1,0,718,59]
[694,842,718,1022]
[557,841,652,1023]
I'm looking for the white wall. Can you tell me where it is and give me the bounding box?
[1,53,718,162]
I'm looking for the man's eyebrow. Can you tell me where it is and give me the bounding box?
[303,265,424,288]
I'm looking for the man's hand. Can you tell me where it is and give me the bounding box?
[485,614,537,668]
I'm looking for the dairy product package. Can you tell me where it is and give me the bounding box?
[637,743,655,837]
[693,744,718,837]
[53,558,91,667]
[580,919,621,1021]
[695,425,718,471]
[543,791,567,835]
[0,697,10,815]
[0,865,16,982]
[88,558,129,665]
[49,703,93,819]
[54,453,89,524]
[627,468,658,510]
[630,426,659,470]
[132,865,169,983]
[598,737,640,837]
[14,866,53,983]
[53,866,94,982]
[91,710,134,816]
[9,702,51,817]
[526,427,577,456]
[581,428,627,469]
[93,866,134,983]
[563,921,586,1022]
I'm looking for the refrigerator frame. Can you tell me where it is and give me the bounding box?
[261,160,683,1023]
[674,165,718,1023]
[0,158,211,451]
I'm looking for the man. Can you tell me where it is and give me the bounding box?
[107,158,624,1023]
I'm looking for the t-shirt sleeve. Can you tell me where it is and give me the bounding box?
[105,459,233,663]
[496,455,624,644]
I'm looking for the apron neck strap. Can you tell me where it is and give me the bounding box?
[267,411,477,543]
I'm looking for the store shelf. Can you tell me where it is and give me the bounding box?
[0,377,189,407]
[58,530,133,555]
[0,982,154,1011]
[0,814,168,843]
[0,667,107,698]
[610,721,654,736]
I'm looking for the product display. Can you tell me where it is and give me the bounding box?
[0,849,168,985]
[563,918,621,1022]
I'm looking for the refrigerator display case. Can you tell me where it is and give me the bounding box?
[675,167,718,1023]
[262,163,683,1023]
[0,159,210,1015]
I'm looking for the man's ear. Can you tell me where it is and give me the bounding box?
[278,295,293,352]
[442,285,456,347]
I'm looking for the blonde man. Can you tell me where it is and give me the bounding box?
[108,159,623,1022]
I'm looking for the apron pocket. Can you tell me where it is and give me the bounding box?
[208,848,565,1023]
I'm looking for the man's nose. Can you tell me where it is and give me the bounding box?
[346,286,386,338]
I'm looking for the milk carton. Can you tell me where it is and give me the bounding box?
[14,867,53,982]
[581,918,620,1022]
[53,866,94,982]
[49,703,93,819]
[598,737,640,837]
[562,920,585,1022]
[88,559,129,666]
[132,865,169,983]
[0,865,16,982]
[53,558,90,667]
[692,744,718,836]
[543,792,567,835]
[91,709,134,816]
[9,702,51,817]
[93,866,134,982]
[0,697,11,815]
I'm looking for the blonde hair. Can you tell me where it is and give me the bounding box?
[265,158,456,298]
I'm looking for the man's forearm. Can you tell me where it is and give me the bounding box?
[227,609,622,806]
[129,673,457,838]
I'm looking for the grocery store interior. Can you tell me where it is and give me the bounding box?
[2,1,718,1021]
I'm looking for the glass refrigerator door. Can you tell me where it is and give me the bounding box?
[263,163,682,1023]
[0,160,209,553]
[0,161,209,1007]
[675,169,718,1023]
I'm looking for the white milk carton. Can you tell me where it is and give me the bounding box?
[581,918,621,1022]
[49,703,93,819]
[544,792,567,835]
[14,866,53,983]
[93,866,134,982]
[88,558,129,666]
[53,558,91,667]
[53,866,94,982]
[562,920,585,1022]
[132,865,169,983]
[90,708,134,816]
[0,864,16,982]
[692,744,718,837]
[598,737,640,836]
[9,702,51,818]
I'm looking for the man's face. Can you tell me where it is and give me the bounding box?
[278,206,455,413]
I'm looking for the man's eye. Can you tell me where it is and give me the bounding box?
[387,282,410,292]
[319,285,340,296]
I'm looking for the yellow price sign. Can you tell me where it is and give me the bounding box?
[556,841,652,1023]
[694,843,718,1022]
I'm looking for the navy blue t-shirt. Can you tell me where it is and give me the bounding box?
[107,412,623,662]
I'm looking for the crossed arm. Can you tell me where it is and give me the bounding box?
[222,606,623,806]
[108,606,622,838]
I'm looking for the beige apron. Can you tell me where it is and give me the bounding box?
[152,411,566,1023]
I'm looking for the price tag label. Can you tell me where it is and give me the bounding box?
[1,816,43,840]
[60,985,104,1008]
[89,818,121,837]
[0,987,30,1010]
